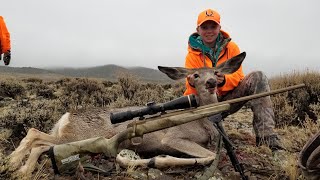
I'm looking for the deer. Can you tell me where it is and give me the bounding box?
[8,52,246,177]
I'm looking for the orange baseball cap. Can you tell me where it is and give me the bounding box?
[197,9,221,26]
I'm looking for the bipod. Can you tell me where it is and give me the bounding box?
[208,114,248,180]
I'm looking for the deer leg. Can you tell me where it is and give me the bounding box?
[19,138,56,173]
[9,128,58,170]
[151,138,216,167]
[117,138,216,168]
[117,154,215,168]
[18,146,51,176]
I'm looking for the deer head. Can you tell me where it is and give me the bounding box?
[158,52,246,105]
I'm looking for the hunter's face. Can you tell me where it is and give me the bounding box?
[197,21,221,46]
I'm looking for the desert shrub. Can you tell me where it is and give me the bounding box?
[0,99,64,142]
[102,80,116,87]
[163,88,176,101]
[117,72,140,100]
[270,70,320,126]
[54,78,72,89]
[272,94,297,125]
[171,81,185,97]
[133,85,168,105]
[24,81,56,99]
[25,81,40,93]
[0,80,26,99]
[36,83,56,99]
[108,95,134,108]
[133,88,160,105]
[161,83,172,90]
[106,84,123,102]
[109,81,174,107]
[59,78,112,110]
[22,77,43,84]
[141,83,157,90]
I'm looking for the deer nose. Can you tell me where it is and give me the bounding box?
[206,78,217,88]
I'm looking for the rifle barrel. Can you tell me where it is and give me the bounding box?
[200,83,305,110]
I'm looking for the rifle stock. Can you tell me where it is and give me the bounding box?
[51,104,231,174]
[50,83,305,175]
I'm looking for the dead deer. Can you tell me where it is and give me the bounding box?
[8,52,246,176]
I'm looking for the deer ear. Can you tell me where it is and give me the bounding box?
[158,66,192,80]
[216,52,246,74]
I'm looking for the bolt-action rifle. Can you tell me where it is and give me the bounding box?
[49,84,305,179]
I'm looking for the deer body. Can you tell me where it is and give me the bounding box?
[8,52,246,176]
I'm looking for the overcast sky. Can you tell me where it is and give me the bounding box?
[1,0,320,76]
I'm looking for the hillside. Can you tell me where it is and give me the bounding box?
[128,66,173,82]
[49,65,127,79]
[0,66,53,74]
[0,65,173,83]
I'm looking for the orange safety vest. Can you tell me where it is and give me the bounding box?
[0,16,11,54]
[184,30,244,96]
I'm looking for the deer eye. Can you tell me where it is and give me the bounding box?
[193,74,199,79]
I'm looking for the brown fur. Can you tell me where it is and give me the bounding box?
[8,52,246,176]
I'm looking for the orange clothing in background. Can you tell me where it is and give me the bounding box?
[0,16,11,54]
[184,30,244,96]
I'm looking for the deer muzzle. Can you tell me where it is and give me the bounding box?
[205,78,217,94]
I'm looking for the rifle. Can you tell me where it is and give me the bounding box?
[111,83,305,124]
[49,84,305,177]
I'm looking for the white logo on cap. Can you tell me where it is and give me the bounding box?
[206,10,214,17]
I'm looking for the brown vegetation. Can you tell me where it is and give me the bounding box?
[0,70,319,179]
[270,70,320,126]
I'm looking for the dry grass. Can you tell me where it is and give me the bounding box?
[270,70,320,126]
[0,70,319,179]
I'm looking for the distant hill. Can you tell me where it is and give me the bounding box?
[127,67,172,82]
[0,66,54,74]
[49,65,128,80]
[0,65,174,83]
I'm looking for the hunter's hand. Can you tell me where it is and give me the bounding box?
[215,72,226,87]
[3,50,11,66]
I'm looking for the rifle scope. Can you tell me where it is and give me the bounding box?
[110,94,198,124]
